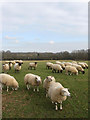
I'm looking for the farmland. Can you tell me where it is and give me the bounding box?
[1,60,88,118]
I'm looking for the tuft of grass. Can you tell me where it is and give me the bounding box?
[2,60,88,118]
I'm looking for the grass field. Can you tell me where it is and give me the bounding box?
[1,60,88,118]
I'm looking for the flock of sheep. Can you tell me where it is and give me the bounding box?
[0,60,88,111]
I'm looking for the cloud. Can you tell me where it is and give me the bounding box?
[2,2,88,36]
[49,41,55,44]
[15,40,19,43]
[5,35,16,40]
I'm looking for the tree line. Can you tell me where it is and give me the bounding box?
[0,49,89,61]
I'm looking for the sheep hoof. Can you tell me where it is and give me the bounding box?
[55,108,58,111]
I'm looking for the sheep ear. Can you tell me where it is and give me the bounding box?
[66,88,69,90]
[46,76,48,79]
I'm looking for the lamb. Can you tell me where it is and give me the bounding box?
[47,81,70,110]
[24,73,42,92]
[52,64,63,73]
[0,73,19,92]
[65,66,78,75]
[46,62,53,69]
[14,62,22,72]
[56,61,65,70]
[2,64,9,73]
[43,76,56,97]
[78,62,86,69]
[28,62,37,70]
[72,64,85,74]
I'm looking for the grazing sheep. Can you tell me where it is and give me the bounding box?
[64,62,72,66]
[8,62,13,70]
[0,73,19,92]
[14,63,22,72]
[43,76,56,97]
[72,61,77,64]
[56,61,65,70]
[24,73,42,92]
[80,62,88,69]
[2,64,9,73]
[11,60,16,65]
[65,66,78,75]
[78,62,86,69]
[28,62,37,70]
[5,61,9,64]
[72,64,85,74]
[47,81,70,110]
[46,62,53,69]
[52,64,63,73]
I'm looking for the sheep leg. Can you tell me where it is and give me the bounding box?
[60,102,62,110]
[58,70,59,73]
[37,87,39,92]
[33,88,35,92]
[52,101,54,104]
[55,102,58,110]
[46,93,48,98]
[7,86,9,92]
[26,84,29,90]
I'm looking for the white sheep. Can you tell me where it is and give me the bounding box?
[64,62,72,66]
[0,73,19,92]
[78,62,86,69]
[72,64,85,74]
[80,62,88,69]
[65,66,78,75]
[47,81,70,110]
[14,63,22,72]
[72,61,77,64]
[56,61,65,70]
[28,62,37,70]
[24,73,42,92]
[46,62,53,69]
[52,64,63,73]
[2,64,9,73]
[8,62,13,70]
[43,76,56,97]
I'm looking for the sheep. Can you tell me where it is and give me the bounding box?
[47,81,70,110]
[8,62,13,70]
[72,61,77,64]
[28,62,37,70]
[11,60,16,65]
[52,64,63,73]
[43,76,56,97]
[46,62,53,69]
[64,62,72,66]
[0,73,19,92]
[2,64,9,73]
[24,73,42,92]
[80,62,88,69]
[14,62,22,72]
[72,64,85,74]
[65,66,78,75]
[56,61,65,70]
[78,62,86,69]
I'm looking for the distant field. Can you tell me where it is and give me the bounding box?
[1,60,88,118]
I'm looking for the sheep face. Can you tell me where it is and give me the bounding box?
[46,76,54,82]
[35,62,37,65]
[35,76,41,85]
[61,88,70,97]
[82,71,85,74]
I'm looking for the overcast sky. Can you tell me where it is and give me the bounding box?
[0,0,88,53]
